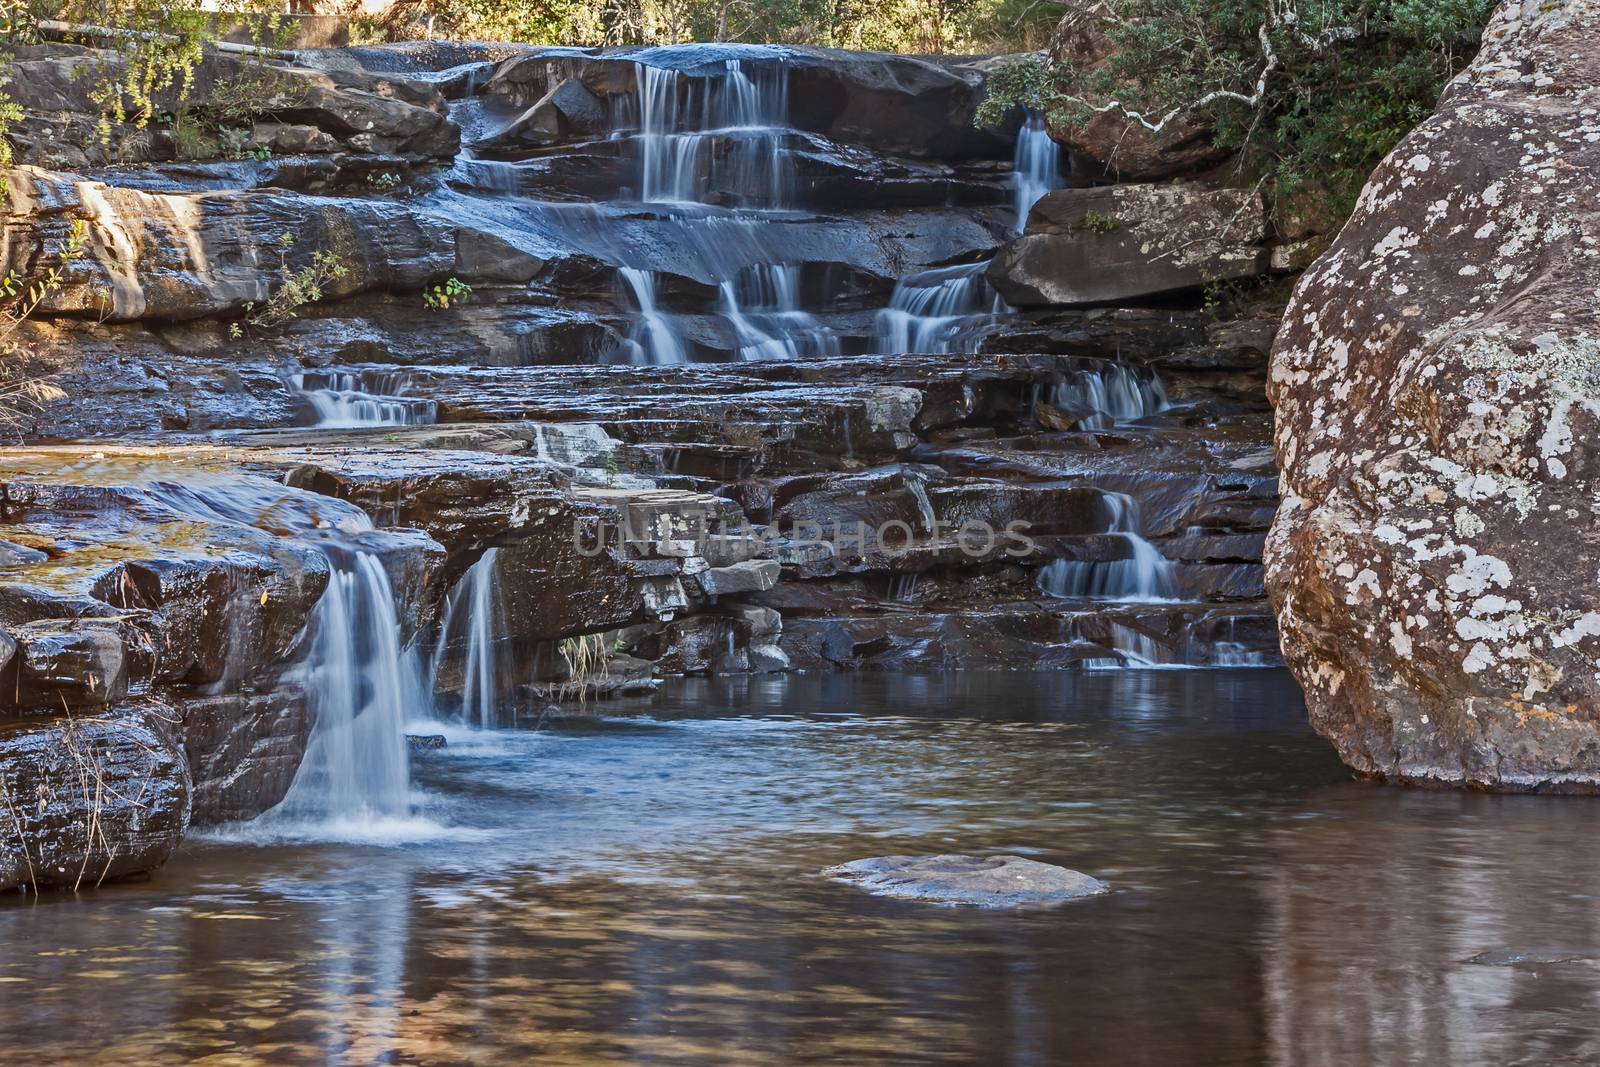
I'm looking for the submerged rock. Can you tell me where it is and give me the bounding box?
[824,854,1109,908]
[1266,0,1600,790]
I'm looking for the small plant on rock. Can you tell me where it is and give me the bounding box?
[368,171,402,191]
[1083,210,1118,234]
[238,236,350,335]
[423,277,472,311]
[0,219,89,425]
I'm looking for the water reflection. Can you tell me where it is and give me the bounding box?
[1,672,1596,1064]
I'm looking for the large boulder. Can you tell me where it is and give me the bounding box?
[1266,0,1600,791]
[988,184,1269,307]
[1044,2,1230,180]
[0,701,191,892]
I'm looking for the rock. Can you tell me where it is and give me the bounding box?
[1044,3,1231,180]
[406,733,447,751]
[988,184,1269,307]
[478,78,610,152]
[698,559,781,597]
[9,621,128,708]
[1266,0,1600,791]
[0,701,190,892]
[823,854,1109,907]
[179,687,311,825]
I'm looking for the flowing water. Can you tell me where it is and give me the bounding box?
[3,671,1596,1065]
[1038,492,1179,603]
[292,371,438,428]
[430,548,504,729]
[1011,110,1063,231]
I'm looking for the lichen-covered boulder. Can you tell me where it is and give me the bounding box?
[988,184,1268,307]
[1266,0,1600,790]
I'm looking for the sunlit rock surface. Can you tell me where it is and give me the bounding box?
[1267,0,1600,790]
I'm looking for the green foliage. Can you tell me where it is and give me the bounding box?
[239,242,351,334]
[368,171,402,191]
[423,277,472,311]
[1082,210,1118,234]
[979,0,1492,219]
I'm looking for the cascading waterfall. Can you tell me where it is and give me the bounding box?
[292,371,437,428]
[633,60,791,206]
[873,262,1007,355]
[430,548,504,728]
[721,264,840,360]
[1047,362,1169,429]
[146,475,436,834]
[1011,111,1063,231]
[272,547,422,828]
[618,268,689,365]
[1038,492,1179,602]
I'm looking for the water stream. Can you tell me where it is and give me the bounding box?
[3,672,1592,1066]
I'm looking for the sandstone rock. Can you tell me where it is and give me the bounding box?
[1266,0,1600,791]
[478,78,610,153]
[0,701,191,892]
[178,687,312,825]
[1044,3,1230,180]
[698,559,781,597]
[9,621,128,708]
[988,184,1269,307]
[823,853,1109,907]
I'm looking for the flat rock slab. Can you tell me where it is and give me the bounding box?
[823,854,1108,908]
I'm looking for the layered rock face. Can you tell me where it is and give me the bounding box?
[0,37,1289,885]
[1267,0,1600,790]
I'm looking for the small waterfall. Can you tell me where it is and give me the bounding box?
[1085,622,1174,670]
[618,268,688,365]
[873,262,1007,355]
[1011,111,1063,232]
[633,59,791,207]
[1038,493,1179,602]
[720,264,839,360]
[270,547,427,829]
[430,548,503,728]
[293,371,437,429]
[1047,362,1169,429]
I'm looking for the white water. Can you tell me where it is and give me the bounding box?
[873,262,1006,355]
[269,549,425,830]
[1011,111,1063,232]
[1037,492,1179,602]
[1047,362,1169,429]
[721,263,840,360]
[292,371,437,429]
[634,60,790,207]
[430,548,504,729]
[618,267,689,365]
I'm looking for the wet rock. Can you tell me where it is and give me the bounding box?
[478,78,610,152]
[406,733,448,751]
[988,184,1269,308]
[9,621,128,709]
[0,701,190,893]
[699,559,781,597]
[1044,3,1229,180]
[179,687,311,824]
[824,854,1109,907]
[1266,1,1600,791]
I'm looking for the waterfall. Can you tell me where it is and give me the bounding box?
[430,548,503,728]
[634,59,790,207]
[721,264,839,360]
[873,262,1007,355]
[1038,493,1179,602]
[1012,111,1063,232]
[1047,362,1169,429]
[271,547,423,828]
[292,371,437,429]
[618,268,689,365]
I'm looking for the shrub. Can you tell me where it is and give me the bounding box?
[423,277,472,311]
[979,0,1492,220]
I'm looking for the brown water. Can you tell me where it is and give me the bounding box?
[3,670,1600,1065]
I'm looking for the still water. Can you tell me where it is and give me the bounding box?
[3,670,1599,1065]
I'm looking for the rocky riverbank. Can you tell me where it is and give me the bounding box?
[0,37,1302,888]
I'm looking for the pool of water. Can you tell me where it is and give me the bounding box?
[4,670,1600,1065]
